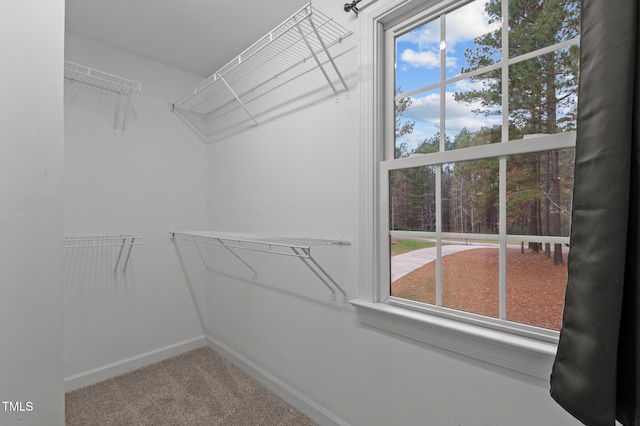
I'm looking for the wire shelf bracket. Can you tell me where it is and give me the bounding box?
[64,234,142,274]
[170,231,350,303]
[170,2,352,142]
[64,61,142,132]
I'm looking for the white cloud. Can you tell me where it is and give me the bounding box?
[400,49,440,69]
[396,0,501,70]
[446,0,499,47]
[403,92,440,126]
[399,0,496,48]
[450,78,495,92]
[396,128,433,148]
[401,91,501,137]
[398,23,439,49]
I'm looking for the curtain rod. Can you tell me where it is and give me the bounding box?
[343,0,383,16]
[343,0,362,15]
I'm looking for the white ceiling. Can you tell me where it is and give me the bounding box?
[65,0,313,77]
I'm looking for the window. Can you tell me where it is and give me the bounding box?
[354,0,580,378]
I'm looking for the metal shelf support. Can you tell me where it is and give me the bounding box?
[170,231,349,302]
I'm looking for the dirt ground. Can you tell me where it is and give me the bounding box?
[391,248,568,330]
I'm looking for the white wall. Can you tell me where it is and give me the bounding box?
[0,2,65,425]
[63,34,207,389]
[199,1,583,425]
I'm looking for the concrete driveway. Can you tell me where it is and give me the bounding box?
[391,244,492,282]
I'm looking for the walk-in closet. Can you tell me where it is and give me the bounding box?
[3,0,590,425]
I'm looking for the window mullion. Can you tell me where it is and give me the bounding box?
[435,13,447,307]
[499,157,507,319]
[498,0,509,320]
[385,28,397,161]
[435,167,443,306]
[439,13,446,152]
[380,162,392,302]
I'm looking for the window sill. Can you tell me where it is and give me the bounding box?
[350,299,558,380]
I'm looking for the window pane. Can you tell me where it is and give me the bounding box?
[396,19,441,94]
[390,237,436,302]
[446,0,502,79]
[442,160,499,234]
[508,49,579,136]
[442,242,499,318]
[506,148,574,237]
[395,89,441,158]
[508,0,580,59]
[390,167,437,232]
[506,242,569,330]
[446,72,501,149]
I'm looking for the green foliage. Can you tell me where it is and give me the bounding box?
[390,165,437,232]
[457,0,580,134]
[391,239,436,255]
[413,132,454,154]
[395,86,415,144]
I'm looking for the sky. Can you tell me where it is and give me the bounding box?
[395,0,502,151]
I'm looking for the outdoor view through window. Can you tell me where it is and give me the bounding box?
[388,0,580,330]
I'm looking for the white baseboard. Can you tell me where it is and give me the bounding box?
[64,335,207,392]
[206,335,350,426]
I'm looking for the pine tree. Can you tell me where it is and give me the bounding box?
[455,0,579,265]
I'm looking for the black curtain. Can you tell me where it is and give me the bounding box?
[550,1,640,425]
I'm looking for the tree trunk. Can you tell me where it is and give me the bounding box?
[529,201,540,254]
[544,50,564,266]
[545,151,551,258]
[551,149,564,265]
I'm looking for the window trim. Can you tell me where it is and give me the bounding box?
[350,299,558,380]
[353,0,575,380]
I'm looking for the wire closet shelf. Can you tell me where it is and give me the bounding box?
[64,61,142,131]
[64,61,142,95]
[171,2,352,130]
[170,231,350,302]
[64,235,142,273]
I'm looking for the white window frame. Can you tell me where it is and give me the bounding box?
[352,0,578,380]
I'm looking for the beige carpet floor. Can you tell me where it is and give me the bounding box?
[65,347,316,425]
